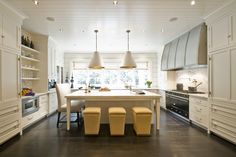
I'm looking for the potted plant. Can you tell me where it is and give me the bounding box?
[145,80,152,88]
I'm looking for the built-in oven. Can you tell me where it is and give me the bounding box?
[166,91,189,120]
[22,96,39,117]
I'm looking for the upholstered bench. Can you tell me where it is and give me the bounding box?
[83,107,101,135]
[132,107,152,136]
[109,107,126,136]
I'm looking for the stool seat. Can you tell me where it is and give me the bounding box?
[109,107,126,115]
[83,107,101,135]
[132,107,152,114]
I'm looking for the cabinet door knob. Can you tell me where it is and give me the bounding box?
[1,35,4,38]
[228,35,231,38]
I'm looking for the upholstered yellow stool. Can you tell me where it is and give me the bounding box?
[132,107,152,136]
[83,107,101,135]
[109,107,126,136]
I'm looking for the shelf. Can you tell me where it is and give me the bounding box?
[22,78,40,80]
[21,67,40,71]
[21,56,40,62]
[21,45,40,54]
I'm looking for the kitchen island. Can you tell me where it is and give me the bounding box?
[65,90,161,131]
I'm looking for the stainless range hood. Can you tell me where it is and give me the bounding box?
[161,23,207,71]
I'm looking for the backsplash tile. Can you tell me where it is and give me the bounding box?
[175,67,208,92]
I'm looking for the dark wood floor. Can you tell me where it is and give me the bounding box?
[1,110,236,157]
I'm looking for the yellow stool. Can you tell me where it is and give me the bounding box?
[83,107,101,135]
[109,107,126,136]
[132,107,152,136]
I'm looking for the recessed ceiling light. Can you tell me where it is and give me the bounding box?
[169,17,178,22]
[191,0,196,6]
[113,1,118,5]
[33,0,39,6]
[46,17,55,22]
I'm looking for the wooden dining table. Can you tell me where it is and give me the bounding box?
[65,90,161,131]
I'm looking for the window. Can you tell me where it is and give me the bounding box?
[71,61,150,89]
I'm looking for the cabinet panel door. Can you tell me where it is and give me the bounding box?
[1,51,19,102]
[185,24,202,66]
[230,47,236,102]
[210,16,229,51]
[2,16,20,52]
[175,32,189,68]
[161,43,171,70]
[210,49,230,101]
[229,13,236,46]
[167,38,178,69]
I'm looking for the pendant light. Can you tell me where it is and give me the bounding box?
[88,30,104,69]
[120,30,137,68]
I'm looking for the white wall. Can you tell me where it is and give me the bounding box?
[64,52,158,87]
[175,67,208,92]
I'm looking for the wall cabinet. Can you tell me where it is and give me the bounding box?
[0,50,21,144]
[0,11,21,52]
[161,43,171,71]
[208,12,236,52]
[230,47,236,102]
[189,96,208,128]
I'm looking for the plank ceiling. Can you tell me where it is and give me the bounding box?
[2,0,233,53]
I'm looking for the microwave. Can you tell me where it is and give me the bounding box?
[22,96,39,117]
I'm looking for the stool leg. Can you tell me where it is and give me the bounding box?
[57,112,61,128]
[77,112,80,127]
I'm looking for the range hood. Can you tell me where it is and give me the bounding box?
[161,23,207,71]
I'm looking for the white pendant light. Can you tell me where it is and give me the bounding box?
[88,30,104,69]
[120,30,137,68]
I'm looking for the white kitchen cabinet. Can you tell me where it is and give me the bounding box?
[161,43,171,71]
[175,32,189,69]
[210,49,230,102]
[48,90,58,115]
[167,39,178,70]
[22,94,48,129]
[208,16,229,52]
[229,13,236,46]
[208,12,236,52]
[210,100,236,144]
[185,23,207,66]
[159,90,166,109]
[0,8,21,53]
[2,16,21,52]
[189,96,209,128]
[0,50,21,144]
[48,38,58,80]
[230,47,236,102]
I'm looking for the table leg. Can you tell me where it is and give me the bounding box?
[67,98,71,131]
[156,98,160,130]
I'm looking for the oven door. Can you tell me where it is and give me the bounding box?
[166,93,189,118]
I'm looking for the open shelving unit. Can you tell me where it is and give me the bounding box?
[21,43,41,89]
